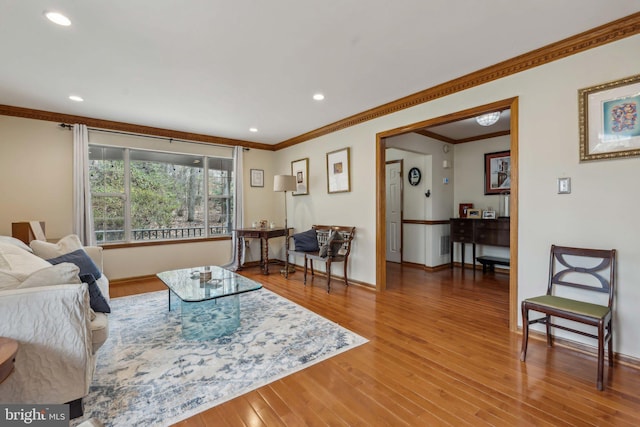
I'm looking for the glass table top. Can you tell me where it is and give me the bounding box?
[156,266,262,302]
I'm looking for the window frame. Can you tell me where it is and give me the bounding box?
[89,144,234,246]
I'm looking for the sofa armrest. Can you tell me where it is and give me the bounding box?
[83,245,104,272]
[0,284,95,404]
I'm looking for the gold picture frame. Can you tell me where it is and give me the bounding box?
[467,209,481,219]
[579,73,640,162]
[326,147,351,193]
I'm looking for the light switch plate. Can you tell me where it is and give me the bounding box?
[558,177,571,194]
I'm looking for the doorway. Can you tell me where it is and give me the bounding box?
[375,97,519,331]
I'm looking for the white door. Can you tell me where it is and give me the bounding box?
[386,161,402,263]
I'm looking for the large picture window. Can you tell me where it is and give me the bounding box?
[89,145,233,244]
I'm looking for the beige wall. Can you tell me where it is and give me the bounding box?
[1,34,639,357]
[0,116,277,279]
[0,118,74,239]
[274,35,640,358]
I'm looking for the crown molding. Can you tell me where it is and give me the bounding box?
[275,12,640,150]
[0,104,275,151]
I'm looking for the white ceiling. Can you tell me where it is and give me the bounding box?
[1,1,639,145]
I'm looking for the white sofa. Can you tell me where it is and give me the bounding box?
[0,235,109,414]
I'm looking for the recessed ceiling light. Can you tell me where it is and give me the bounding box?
[249,127,258,133]
[69,95,84,102]
[313,93,325,101]
[45,11,71,26]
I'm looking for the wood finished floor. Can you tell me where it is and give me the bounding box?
[111,264,640,426]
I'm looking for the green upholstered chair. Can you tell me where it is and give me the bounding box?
[520,245,616,391]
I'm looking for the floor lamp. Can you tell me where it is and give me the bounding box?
[273,175,297,275]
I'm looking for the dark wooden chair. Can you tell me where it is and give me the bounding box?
[287,225,355,293]
[520,245,616,391]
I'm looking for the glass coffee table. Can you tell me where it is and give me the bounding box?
[156,266,262,340]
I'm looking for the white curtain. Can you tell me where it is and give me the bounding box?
[222,146,244,269]
[73,124,95,245]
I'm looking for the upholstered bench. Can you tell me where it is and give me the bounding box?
[285,225,355,293]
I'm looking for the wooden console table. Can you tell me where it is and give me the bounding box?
[450,218,510,270]
[234,227,290,275]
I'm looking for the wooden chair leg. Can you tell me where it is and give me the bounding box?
[520,303,529,362]
[343,260,349,287]
[303,257,308,285]
[545,314,553,347]
[326,260,332,293]
[608,319,614,367]
[597,322,605,391]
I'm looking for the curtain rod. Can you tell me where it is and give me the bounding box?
[58,123,250,151]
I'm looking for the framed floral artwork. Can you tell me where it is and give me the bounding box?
[579,74,640,161]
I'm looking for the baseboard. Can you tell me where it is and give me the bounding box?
[109,260,376,290]
[110,274,159,286]
[283,261,376,290]
[400,261,451,272]
[524,329,640,370]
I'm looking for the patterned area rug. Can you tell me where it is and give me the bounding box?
[73,289,367,426]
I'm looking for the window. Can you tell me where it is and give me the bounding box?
[89,145,234,244]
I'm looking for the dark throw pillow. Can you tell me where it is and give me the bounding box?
[292,229,319,252]
[80,273,111,313]
[47,249,102,280]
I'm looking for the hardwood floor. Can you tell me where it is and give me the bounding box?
[111,264,640,426]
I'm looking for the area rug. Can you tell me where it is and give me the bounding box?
[72,289,367,426]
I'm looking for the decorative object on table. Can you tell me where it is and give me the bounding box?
[326,147,351,193]
[250,169,264,187]
[70,289,367,427]
[408,167,421,186]
[291,158,309,196]
[484,150,511,195]
[273,175,297,274]
[459,203,473,218]
[258,219,268,229]
[579,73,640,162]
[467,208,481,218]
[499,191,510,217]
[482,210,496,219]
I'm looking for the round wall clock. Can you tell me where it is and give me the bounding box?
[408,167,421,186]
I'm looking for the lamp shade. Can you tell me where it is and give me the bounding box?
[273,175,297,192]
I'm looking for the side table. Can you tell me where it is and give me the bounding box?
[0,337,18,383]
[234,227,290,275]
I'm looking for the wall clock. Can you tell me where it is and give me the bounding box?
[408,167,421,186]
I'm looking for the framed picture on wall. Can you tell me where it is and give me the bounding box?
[291,158,309,196]
[579,73,640,161]
[250,169,264,187]
[326,147,351,193]
[484,150,510,195]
